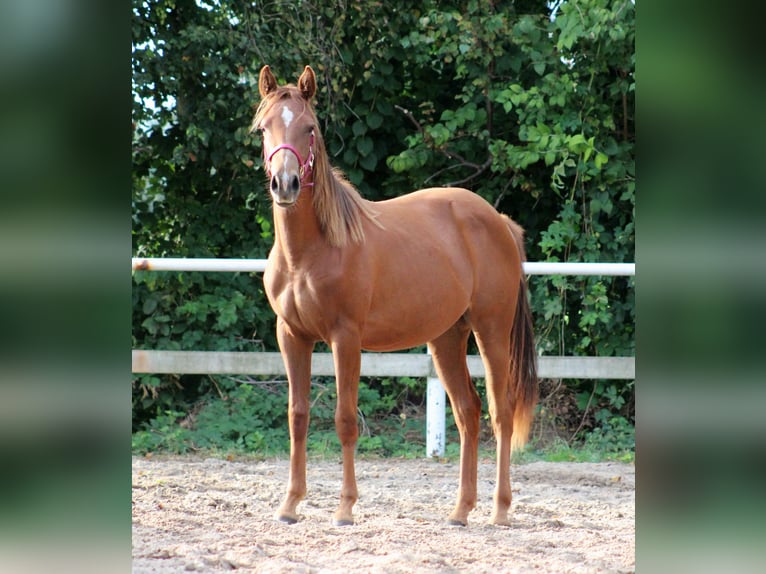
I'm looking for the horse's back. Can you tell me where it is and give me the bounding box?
[373,187,521,269]
[378,186,493,212]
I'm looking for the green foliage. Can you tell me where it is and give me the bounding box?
[132,0,634,457]
[519,432,634,464]
[132,410,192,454]
[132,377,290,454]
[581,416,635,462]
[132,375,429,457]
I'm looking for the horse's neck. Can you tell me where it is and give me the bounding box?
[272,188,323,262]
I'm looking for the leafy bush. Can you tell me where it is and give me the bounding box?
[132,375,431,457]
[132,0,634,459]
[132,377,290,454]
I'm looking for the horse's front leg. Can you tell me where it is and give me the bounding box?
[275,319,314,524]
[330,334,361,526]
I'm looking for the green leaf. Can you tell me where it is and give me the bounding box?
[356,136,374,157]
[359,153,377,171]
[426,124,450,146]
[343,147,357,166]
[567,133,588,153]
[352,120,367,137]
[142,296,158,315]
[366,112,383,130]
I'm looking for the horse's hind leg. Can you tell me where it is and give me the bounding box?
[474,324,514,526]
[427,318,480,526]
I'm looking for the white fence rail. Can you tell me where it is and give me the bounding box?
[132,350,634,379]
[132,257,635,276]
[132,258,635,457]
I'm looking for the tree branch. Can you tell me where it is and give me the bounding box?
[394,104,423,133]
[395,104,493,187]
[444,157,493,187]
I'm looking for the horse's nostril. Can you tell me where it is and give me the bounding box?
[271,175,279,193]
[290,174,300,193]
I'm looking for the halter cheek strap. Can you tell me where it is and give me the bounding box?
[265,131,315,187]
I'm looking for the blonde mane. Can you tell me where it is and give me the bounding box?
[253,87,381,248]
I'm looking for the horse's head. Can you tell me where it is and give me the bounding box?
[253,65,317,207]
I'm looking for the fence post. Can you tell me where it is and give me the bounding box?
[425,347,446,458]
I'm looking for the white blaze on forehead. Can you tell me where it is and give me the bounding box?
[281,105,294,129]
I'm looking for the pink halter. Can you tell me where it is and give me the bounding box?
[265,131,315,187]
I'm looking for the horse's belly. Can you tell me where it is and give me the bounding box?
[360,289,468,351]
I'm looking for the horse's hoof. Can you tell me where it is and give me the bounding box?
[332,518,354,527]
[447,518,467,527]
[276,514,299,525]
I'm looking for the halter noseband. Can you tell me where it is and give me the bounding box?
[265,131,315,187]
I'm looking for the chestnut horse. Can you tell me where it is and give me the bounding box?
[252,65,537,527]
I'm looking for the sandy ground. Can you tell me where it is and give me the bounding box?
[132,455,634,573]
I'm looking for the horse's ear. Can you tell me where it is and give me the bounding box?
[297,66,316,101]
[259,65,278,98]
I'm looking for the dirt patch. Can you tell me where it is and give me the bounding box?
[132,455,634,573]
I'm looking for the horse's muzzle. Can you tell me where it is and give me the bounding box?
[270,172,301,206]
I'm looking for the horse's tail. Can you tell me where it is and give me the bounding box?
[504,216,539,453]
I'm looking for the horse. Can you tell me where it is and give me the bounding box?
[251,65,538,527]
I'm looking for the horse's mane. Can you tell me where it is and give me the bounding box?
[253,86,381,248]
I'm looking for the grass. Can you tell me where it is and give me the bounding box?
[515,438,635,464]
[133,427,634,464]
